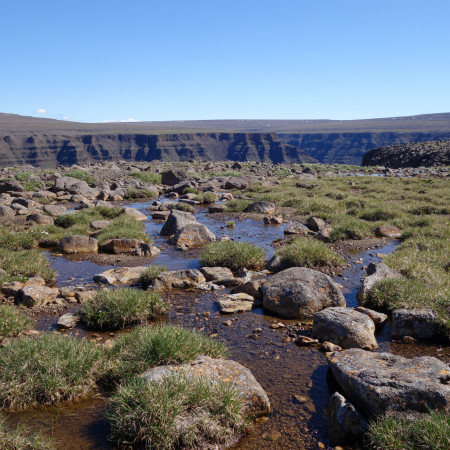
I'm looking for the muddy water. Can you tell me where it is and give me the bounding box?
[10,201,448,449]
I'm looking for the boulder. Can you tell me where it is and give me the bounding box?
[53,176,95,197]
[312,307,378,350]
[121,207,147,221]
[284,222,310,235]
[328,349,450,418]
[324,392,367,442]
[224,177,248,190]
[392,309,438,340]
[19,285,59,307]
[314,227,333,242]
[0,180,25,193]
[151,211,170,220]
[172,180,197,194]
[262,267,346,318]
[357,262,401,302]
[153,269,206,291]
[43,204,67,217]
[355,306,388,326]
[263,216,283,224]
[0,205,14,217]
[172,223,216,248]
[59,235,98,254]
[90,220,111,230]
[12,198,36,208]
[57,313,79,329]
[160,209,196,236]
[208,204,225,213]
[141,357,270,416]
[99,238,147,254]
[375,225,403,238]
[26,213,54,225]
[161,168,188,186]
[244,201,276,214]
[231,279,264,302]
[307,216,327,231]
[200,267,234,281]
[215,293,255,313]
[93,266,148,285]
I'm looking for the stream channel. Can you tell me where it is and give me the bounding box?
[8,198,450,449]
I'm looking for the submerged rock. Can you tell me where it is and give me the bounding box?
[262,267,346,318]
[141,356,270,416]
[328,348,450,418]
[313,307,378,350]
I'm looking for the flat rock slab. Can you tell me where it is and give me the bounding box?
[93,266,147,285]
[200,267,234,281]
[313,307,378,350]
[262,267,346,319]
[328,348,450,418]
[216,293,255,313]
[153,269,206,291]
[141,357,270,416]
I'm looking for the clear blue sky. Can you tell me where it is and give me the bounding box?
[1,0,449,122]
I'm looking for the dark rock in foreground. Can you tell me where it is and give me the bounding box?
[328,349,450,418]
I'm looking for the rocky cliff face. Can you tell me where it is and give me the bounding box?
[0,133,316,168]
[279,132,450,165]
[362,140,450,168]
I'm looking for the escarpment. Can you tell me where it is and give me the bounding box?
[0,132,316,168]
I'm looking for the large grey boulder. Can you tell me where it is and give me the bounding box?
[160,209,196,236]
[244,201,276,214]
[161,168,187,186]
[59,235,98,254]
[0,180,25,193]
[328,349,450,418]
[141,357,270,416]
[313,307,378,350]
[324,392,367,442]
[19,284,59,307]
[53,176,93,196]
[0,205,14,217]
[153,269,206,291]
[224,177,248,190]
[357,262,401,302]
[392,309,438,340]
[172,223,216,248]
[262,267,346,318]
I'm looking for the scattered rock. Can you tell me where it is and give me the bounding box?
[153,269,206,290]
[392,309,438,340]
[307,216,327,231]
[26,213,54,225]
[313,307,378,350]
[99,238,147,254]
[375,225,403,238]
[284,222,310,235]
[200,267,234,281]
[263,216,283,224]
[93,266,147,285]
[321,341,342,352]
[90,220,111,230]
[57,313,79,329]
[160,209,197,236]
[43,204,67,217]
[172,223,216,248]
[121,207,147,221]
[161,168,187,186]
[0,205,14,217]
[215,293,255,313]
[355,306,388,327]
[295,335,319,346]
[19,284,59,307]
[357,262,401,302]
[244,201,276,214]
[59,235,98,254]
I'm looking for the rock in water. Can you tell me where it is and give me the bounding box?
[59,235,98,254]
[313,307,378,350]
[216,293,255,313]
[153,269,206,290]
[160,209,196,236]
[172,223,216,248]
[141,357,270,416]
[93,266,148,285]
[262,267,346,318]
[392,308,438,340]
[328,348,450,418]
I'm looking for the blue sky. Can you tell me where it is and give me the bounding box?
[1,0,449,122]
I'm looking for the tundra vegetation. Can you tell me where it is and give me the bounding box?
[0,305,32,338]
[139,265,168,289]
[0,416,54,450]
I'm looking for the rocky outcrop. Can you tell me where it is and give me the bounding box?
[328,349,450,418]
[141,357,270,416]
[262,267,346,318]
[362,140,450,168]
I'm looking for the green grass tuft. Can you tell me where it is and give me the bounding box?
[79,288,167,331]
[200,240,265,271]
[0,306,32,338]
[139,265,168,290]
[107,375,247,449]
[131,172,162,184]
[0,416,54,450]
[65,170,95,184]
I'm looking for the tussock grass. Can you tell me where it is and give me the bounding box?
[0,333,105,409]
[276,238,344,269]
[225,199,252,212]
[367,411,450,449]
[104,325,227,385]
[0,226,35,251]
[124,188,157,200]
[0,248,56,284]
[107,375,246,449]
[79,288,167,331]
[54,206,123,228]
[65,169,95,184]
[193,192,217,204]
[139,265,168,290]
[131,172,162,184]
[171,202,195,213]
[0,306,32,338]
[95,215,152,244]
[0,416,54,450]
[200,241,265,271]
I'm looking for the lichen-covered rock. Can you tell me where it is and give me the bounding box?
[141,357,270,416]
[313,307,378,350]
[93,266,147,285]
[99,238,147,254]
[355,306,388,326]
[216,293,255,313]
[328,348,450,418]
[153,269,206,291]
[357,262,401,302]
[172,223,216,248]
[244,201,276,214]
[324,392,367,442]
[59,235,98,254]
[200,267,234,281]
[262,267,346,318]
[160,209,196,236]
[19,285,59,307]
[392,309,438,340]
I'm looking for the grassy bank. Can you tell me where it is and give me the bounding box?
[0,416,54,450]
[0,305,32,338]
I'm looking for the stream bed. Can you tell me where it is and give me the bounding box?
[9,200,450,450]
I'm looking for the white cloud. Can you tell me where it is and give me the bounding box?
[121,118,140,122]
[35,108,47,115]
[102,118,141,123]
